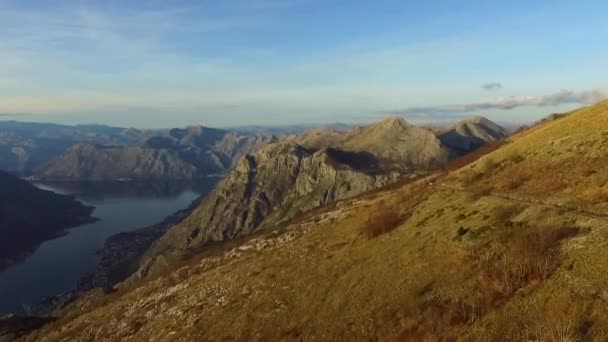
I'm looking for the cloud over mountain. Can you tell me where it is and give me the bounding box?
[387,89,608,117]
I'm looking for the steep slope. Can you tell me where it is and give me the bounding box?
[35,144,199,181]
[133,142,401,278]
[438,115,509,155]
[24,101,608,341]
[126,117,450,280]
[93,117,496,284]
[0,171,95,271]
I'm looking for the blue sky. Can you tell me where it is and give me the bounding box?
[0,0,607,128]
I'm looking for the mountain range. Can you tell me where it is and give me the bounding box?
[15,101,608,341]
[0,114,509,340]
[85,116,507,287]
[30,116,505,182]
[32,126,277,181]
[0,121,161,176]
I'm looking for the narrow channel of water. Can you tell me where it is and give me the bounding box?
[0,180,218,314]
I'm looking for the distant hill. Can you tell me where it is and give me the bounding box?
[34,144,200,181]
[0,121,160,175]
[34,127,277,181]
[437,115,509,156]
[0,171,95,271]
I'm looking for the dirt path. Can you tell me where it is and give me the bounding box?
[441,182,608,222]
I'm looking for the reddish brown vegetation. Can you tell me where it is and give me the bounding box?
[477,225,578,297]
[491,204,521,224]
[495,168,529,191]
[361,206,404,238]
[580,186,608,204]
[393,224,579,341]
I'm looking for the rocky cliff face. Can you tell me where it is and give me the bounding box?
[133,142,402,279]
[0,171,95,271]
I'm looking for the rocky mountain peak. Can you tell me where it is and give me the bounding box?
[371,116,412,130]
[438,116,508,155]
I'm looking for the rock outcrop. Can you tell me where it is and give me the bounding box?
[133,141,403,278]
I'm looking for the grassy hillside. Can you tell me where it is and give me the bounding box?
[22,101,608,341]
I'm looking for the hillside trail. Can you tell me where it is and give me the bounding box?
[438,182,608,222]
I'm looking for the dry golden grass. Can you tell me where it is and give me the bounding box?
[580,186,608,205]
[446,140,505,172]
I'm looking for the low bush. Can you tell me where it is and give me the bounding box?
[580,186,608,204]
[465,184,493,201]
[496,169,528,191]
[361,206,403,238]
[480,158,498,176]
[393,223,580,341]
[491,204,521,225]
[505,152,525,164]
[461,169,482,187]
[478,225,578,297]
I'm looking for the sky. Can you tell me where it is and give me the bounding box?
[0,0,607,128]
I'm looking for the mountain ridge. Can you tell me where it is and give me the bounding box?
[17,103,608,341]
[34,128,277,181]
[118,116,505,282]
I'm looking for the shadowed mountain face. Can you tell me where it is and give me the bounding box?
[0,171,95,271]
[438,116,509,156]
[34,127,277,181]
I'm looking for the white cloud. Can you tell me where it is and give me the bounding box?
[386,89,608,117]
